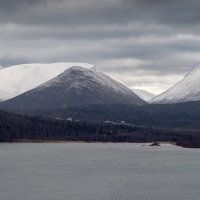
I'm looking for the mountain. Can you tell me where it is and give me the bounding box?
[150,64,200,104]
[0,66,146,110]
[0,63,93,101]
[132,89,155,101]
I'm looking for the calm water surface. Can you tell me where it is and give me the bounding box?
[0,143,199,200]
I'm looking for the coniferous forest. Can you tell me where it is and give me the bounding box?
[1,109,200,148]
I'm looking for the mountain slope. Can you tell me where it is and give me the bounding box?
[150,64,200,104]
[132,89,155,101]
[0,66,146,110]
[0,63,93,101]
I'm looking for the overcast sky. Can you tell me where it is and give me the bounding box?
[1,0,200,94]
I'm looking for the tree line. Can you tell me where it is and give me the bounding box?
[1,110,200,147]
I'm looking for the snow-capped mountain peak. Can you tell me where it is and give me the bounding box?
[0,66,146,110]
[0,63,93,101]
[39,66,140,96]
[149,64,200,104]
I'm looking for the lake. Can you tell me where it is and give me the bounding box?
[0,143,199,200]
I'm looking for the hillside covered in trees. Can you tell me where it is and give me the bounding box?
[27,101,200,129]
[0,110,200,147]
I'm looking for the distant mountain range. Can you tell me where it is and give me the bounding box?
[150,64,200,104]
[1,63,200,146]
[1,62,200,112]
[0,65,146,110]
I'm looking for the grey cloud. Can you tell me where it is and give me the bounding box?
[0,56,29,67]
[0,0,53,11]
[125,0,200,27]
[1,0,200,93]
[0,0,200,28]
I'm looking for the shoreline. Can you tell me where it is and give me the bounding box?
[2,140,199,148]
[1,140,177,145]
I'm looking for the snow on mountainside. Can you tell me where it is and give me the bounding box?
[132,89,155,101]
[150,64,200,104]
[0,63,93,101]
[0,66,146,110]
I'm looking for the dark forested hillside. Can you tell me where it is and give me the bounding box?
[0,110,200,147]
[26,101,200,129]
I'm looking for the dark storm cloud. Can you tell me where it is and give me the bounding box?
[0,0,48,14]
[0,0,52,10]
[1,0,200,93]
[1,0,200,27]
[126,0,200,25]
[0,0,198,27]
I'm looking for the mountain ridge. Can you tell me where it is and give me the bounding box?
[0,62,93,101]
[150,64,200,104]
[0,66,146,110]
